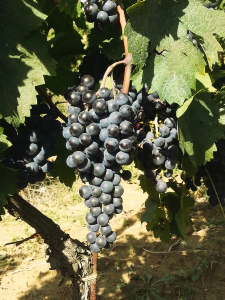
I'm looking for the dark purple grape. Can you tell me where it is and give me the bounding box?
[97,213,109,226]
[80,75,95,89]
[86,232,97,244]
[83,90,97,104]
[79,185,92,199]
[92,99,107,114]
[96,236,107,248]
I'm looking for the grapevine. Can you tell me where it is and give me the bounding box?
[0,0,225,299]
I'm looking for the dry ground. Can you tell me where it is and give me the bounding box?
[0,174,225,300]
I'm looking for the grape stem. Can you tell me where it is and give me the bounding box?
[36,86,67,122]
[154,113,159,136]
[99,0,133,94]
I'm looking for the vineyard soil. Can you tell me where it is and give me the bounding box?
[0,178,225,300]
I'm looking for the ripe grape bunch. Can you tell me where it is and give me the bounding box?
[63,75,137,252]
[83,0,118,32]
[1,98,62,189]
[130,87,179,193]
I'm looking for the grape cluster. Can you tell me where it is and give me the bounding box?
[131,88,179,193]
[183,139,225,207]
[63,75,137,252]
[1,98,61,189]
[83,0,118,32]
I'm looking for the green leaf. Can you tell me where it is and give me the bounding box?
[175,209,186,239]
[181,152,198,177]
[58,0,81,18]
[0,128,12,154]
[126,0,225,105]
[0,164,18,219]
[156,274,175,283]
[138,175,159,200]
[195,73,216,94]
[88,26,124,61]
[50,132,76,187]
[49,32,86,61]
[141,198,158,224]
[124,22,150,70]
[166,179,183,196]
[145,273,153,285]
[0,0,48,119]
[177,92,225,167]
[44,68,79,95]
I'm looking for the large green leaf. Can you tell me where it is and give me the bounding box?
[126,0,225,105]
[0,164,18,219]
[124,22,149,70]
[0,0,48,119]
[0,128,12,154]
[177,92,225,167]
[44,68,79,95]
[58,0,81,18]
[88,26,124,61]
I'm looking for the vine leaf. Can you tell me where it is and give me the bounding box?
[124,22,149,70]
[0,128,12,154]
[44,68,79,96]
[0,0,49,120]
[58,0,82,18]
[177,92,225,167]
[88,26,124,61]
[50,132,76,187]
[0,164,18,219]
[126,0,225,104]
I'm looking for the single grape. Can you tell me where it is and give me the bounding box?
[100,225,112,236]
[99,128,109,142]
[64,89,81,105]
[100,116,111,128]
[96,236,107,248]
[159,126,170,137]
[26,162,39,175]
[26,129,42,143]
[83,90,97,104]
[33,151,47,164]
[80,75,95,89]
[68,136,80,148]
[24,143,39,156]
[103,204,115,215]
[90,206,102,217]
[97,213,109,226]
[77,158,92,173]
[165,158,176,170]
[107,99,119,113]
[86,212,97,224]
[91,176,104,186]
[114,205,123,214]
[113,197,123,207]
[156,181,167,193]
[119,105,134,119]
[68,106,81,115]
[93,163,106,177]
[79,133,92,146]
[109,112,123,125]
[102,0,117,13]
[78,111,92,125]
[104,168,114,181]
[120,121,133,135]
[77,84,88,94]
[105,138,119,152]
[153,154,165,166]
[90,242,101,253]
[154,137,165,147]
[107,124,119,138]
[112,174,121,185]
[92,99,107,114]
[70,123,83,137]
[121,170,132,181]
[115,92,129,106]
[86,231,97,244]
[116,151,130,165]
[91,186,102,197]
[100,181,114,193]
[113,185,124,197]
[99,193,112,205]
[79,185,92,199]
[66,155,77,168]
[89,109,101,122]
[108,14,118,24]
[86,142,99,156]
[106,231,117,243]
[99,87,111,98]
[88,223,100,232]
[119,139,132,153]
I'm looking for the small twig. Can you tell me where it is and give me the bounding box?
[111,71,116,100]
[36,86,67,122]
[154,113,159,136]
[55,101,68,105]
[117,0,128,56]
[100,59,126,89]
[5,233,40,247]
[204,166,225,220]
